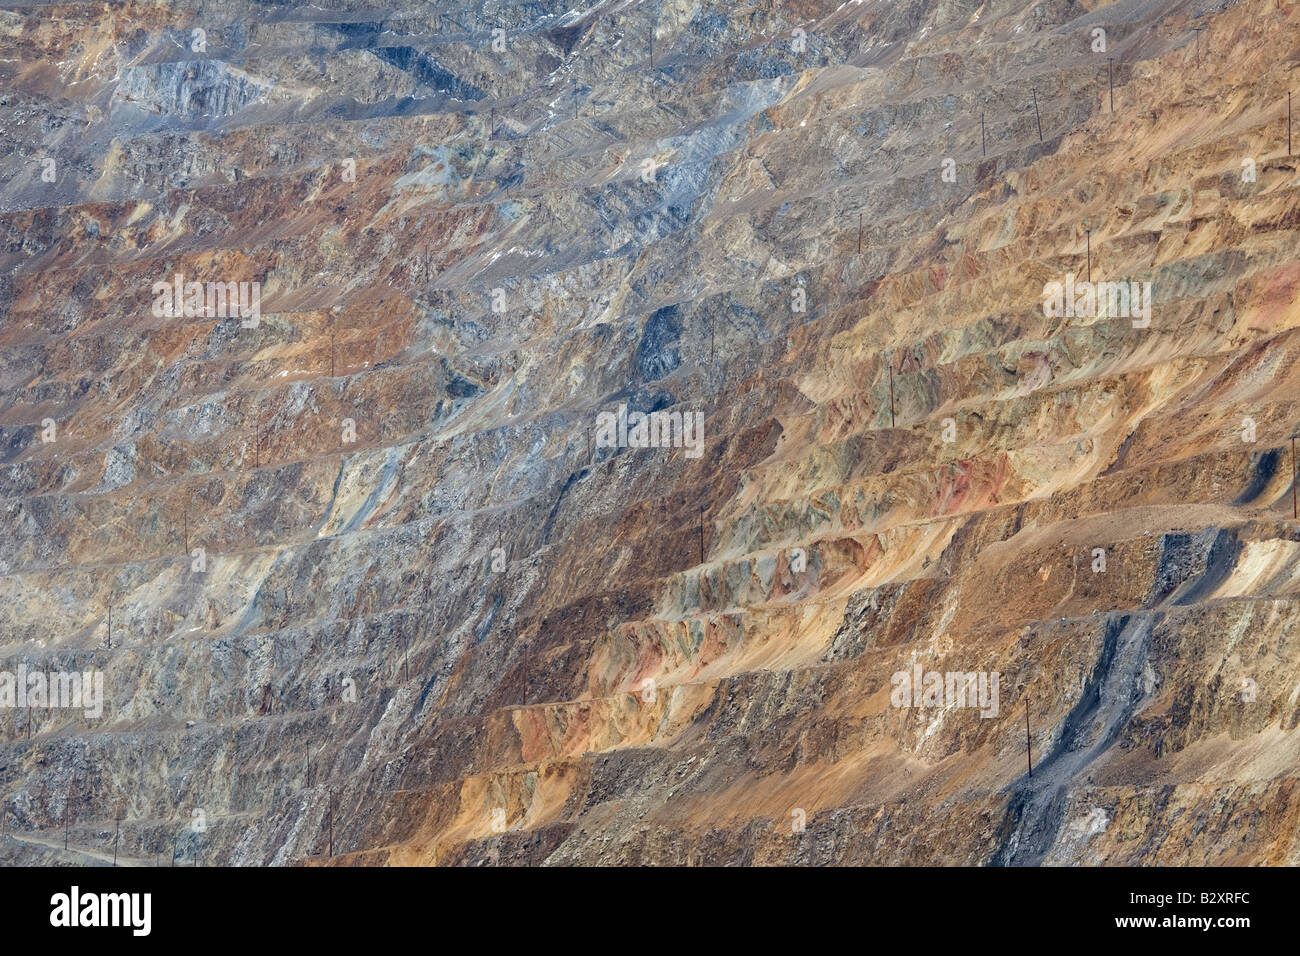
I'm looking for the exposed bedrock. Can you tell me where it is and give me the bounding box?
[1,0,1299,865]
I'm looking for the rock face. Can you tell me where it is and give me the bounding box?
[1,0,1299,866]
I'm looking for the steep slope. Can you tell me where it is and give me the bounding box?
[1,0,1299,866]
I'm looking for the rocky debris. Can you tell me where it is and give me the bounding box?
[1,0,1299,866]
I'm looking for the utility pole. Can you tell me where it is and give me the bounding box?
[888,362,896,427]
[698,504,705,565]
[1025,699,1033,777]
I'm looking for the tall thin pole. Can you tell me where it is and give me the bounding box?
[888,363,895,427]
[698,505,705,565]
[1025,699,1033,777]
[1033,89,1042,142]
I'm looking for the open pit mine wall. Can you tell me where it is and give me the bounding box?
[0,0,1299,866]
